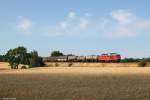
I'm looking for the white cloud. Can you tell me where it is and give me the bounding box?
[17,10,150,38]
[59,21,68,32]
[79,18,89,29]
[136,20,150,29]
[68,11,76,19]
[47,11,90,36]
[110,9,134,24]
[17,16,32,35]
[101,9,150,38]
[47,9,150,38]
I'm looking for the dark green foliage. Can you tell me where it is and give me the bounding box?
[0,55,7,62]
[6,46,27,69]
[138,61,147,67]
[29,51,45,68]
[121,58,140,63]
[6,46,44,69]
[121,57,150,63]
[51,51,63,57]
[141,58,150,62]
[67,54,74,56]
[29,51,38,67]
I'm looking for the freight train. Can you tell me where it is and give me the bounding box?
[43,53,121,62]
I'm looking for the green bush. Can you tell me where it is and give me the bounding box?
[121,58,140,63]
[138,61,147,67]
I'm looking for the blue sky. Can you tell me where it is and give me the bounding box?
[0,0,150,58]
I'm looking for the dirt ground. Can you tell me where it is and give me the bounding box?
[0,62,10,70]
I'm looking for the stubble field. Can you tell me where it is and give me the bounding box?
[1,62,150,100]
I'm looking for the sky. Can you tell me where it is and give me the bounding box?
[0,0,150,58]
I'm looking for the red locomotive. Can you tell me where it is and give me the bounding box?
[97,53,121,62]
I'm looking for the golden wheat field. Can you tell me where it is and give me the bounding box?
[1,62,150,100]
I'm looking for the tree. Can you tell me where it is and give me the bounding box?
[51,51,64,57]
[141,58,150,62]
[121,58,140,63]
[0,55,7,62]
[29,51,44,67]
[6,46,44,69]
[6,47,28,69]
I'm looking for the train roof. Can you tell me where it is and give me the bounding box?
[45,56,68,59]
[101,53,120,55]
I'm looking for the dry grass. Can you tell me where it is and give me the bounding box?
[46,62,139,67]
[1,62,150,100]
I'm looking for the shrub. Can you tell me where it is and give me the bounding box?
[29,51,45,67]
[121,58,140,63]
[51,51,63,57]
[21,66,27,69]
[55,63,59,67]
[68,63,73,67]
[138,61,147,67]
[48,64,53,67]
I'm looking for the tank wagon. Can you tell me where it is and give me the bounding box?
[43,56,68,62]
[86,55,97,62]
[77,56,86,62]
[68,56,77,62]
[43,53,121,62]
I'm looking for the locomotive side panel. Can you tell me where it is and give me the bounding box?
[97,53,121,62]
